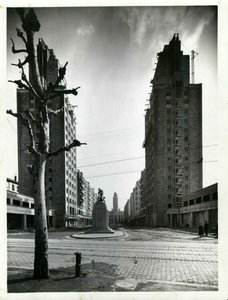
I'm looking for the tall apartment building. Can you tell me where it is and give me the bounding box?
[143,34,202,227]
[17,39,78,228]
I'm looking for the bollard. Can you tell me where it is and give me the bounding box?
[74,252,82,277]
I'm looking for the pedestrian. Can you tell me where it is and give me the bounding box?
[204,220,209,237]
[198,223,204,237]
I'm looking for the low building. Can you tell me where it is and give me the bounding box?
[7,177,53,230]
[109,209,124,226]
[167,183,217,230]
[7,174,97,230]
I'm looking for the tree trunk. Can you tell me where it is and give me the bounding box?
[33,156,49,279]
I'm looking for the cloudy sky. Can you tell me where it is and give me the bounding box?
[7,6,217,210]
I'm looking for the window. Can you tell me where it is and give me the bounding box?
[7,198,10,205]
[166,87,172,96]
[13,199,20,206]
[22,202,29,208]
[31,203,34,208]
[168,203,172,208]
[212,192,218,200]
[12,184,15,191]
[203,194,210,202]
[196,197,201,204]
[175,81,182,97]
[189,199,194,205]
[184,201,188,207]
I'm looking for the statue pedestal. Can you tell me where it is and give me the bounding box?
[85,201,114,234]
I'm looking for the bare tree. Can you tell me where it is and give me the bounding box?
[7,8,86,279]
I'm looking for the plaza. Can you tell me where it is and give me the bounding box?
[7,227,218,292]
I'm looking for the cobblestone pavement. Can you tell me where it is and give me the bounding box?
[8,229,218,290]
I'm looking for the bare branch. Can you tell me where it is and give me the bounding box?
[48,139,87,158]
[24,110,39,124]
[16,28,27,46]
[21,65,40,99]
[48,62,68,92]
[11,56,29,68]
[47,107,64,116]
[48,86,81,100]
[6,109,40,156]
[10,38,27,54]
[8,79,30,90]
[20,9,41,33]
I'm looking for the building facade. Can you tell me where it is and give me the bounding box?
[109,193,124,226]
[7,177,53,230]
[143,34,202,226]
[124,171,145,225]
[17,39,78,228]
[76,170,97,227]
[167,183,217,230]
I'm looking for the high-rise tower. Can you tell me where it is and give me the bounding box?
[143,34,202,226]
[17,39,78,228]
[113,192,118,214]
[113,192,118,223]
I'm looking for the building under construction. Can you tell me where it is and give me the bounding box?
[143,34,202,227]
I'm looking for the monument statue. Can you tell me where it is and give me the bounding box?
[85,188,114,234]
[97,188,105,202]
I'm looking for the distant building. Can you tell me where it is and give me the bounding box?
[113,192,118,217]
[76,170,97,227]
[17,39,78,228]
[143,34,202,226]
[167,183,217,230]
[124,171,145,225]
[109,193,124,226]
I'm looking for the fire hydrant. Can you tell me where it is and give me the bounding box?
[74,252,82,277]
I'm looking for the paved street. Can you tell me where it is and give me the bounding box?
[8,227,218,291]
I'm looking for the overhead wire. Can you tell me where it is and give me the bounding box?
[87,170,143,179]
[78,156,145,168]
